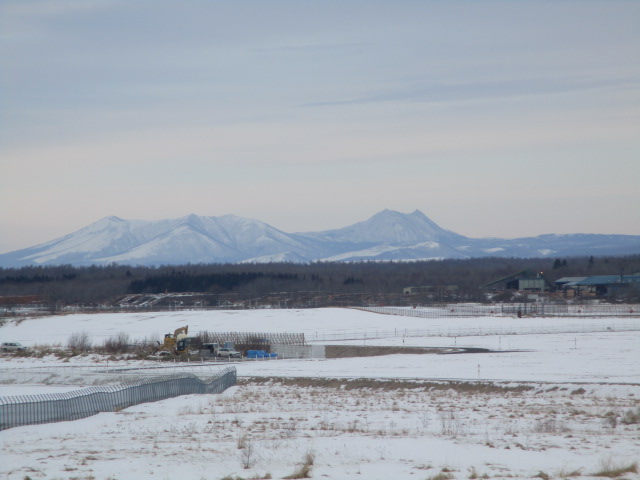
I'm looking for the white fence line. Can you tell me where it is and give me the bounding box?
[308,321,640,342]
[359,304,640,318]
[302,305,640,342]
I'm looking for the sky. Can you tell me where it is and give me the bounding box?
[1,0,639,254]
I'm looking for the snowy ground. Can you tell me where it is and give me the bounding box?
[1,308,639,480]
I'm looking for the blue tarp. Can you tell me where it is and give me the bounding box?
[246,350,277,358]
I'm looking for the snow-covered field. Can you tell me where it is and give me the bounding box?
[1,308,639,480]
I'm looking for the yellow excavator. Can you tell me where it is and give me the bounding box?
[161,325,192,355]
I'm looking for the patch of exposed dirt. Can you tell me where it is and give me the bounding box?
[324,345,444,358]
[240,376,534,394]
[323,345,519,358]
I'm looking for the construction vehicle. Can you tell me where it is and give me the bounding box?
[160,326,193,355]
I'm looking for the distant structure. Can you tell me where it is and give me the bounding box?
[556,274,640,298]
[403,285,458,294]
[402,285,459,301]
[481,271,640,298]
[481,269,551,293]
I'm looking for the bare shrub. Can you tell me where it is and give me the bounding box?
[103,332,130,354]
[620,407,640,425]
[533,418,569,434]
[303,451,315,467]
[132,337,159,358]
[240,440,255,469]
[439,410,463,437]
[67,331,92,353]
[419,410,430,429]
[602,411,618,429]
[237,431,248,449]
[283,451,315,479]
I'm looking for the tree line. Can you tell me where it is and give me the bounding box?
[0,254,639,307]
[128,271,299,294]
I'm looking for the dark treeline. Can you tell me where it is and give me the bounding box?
[128,271,299,294]
[1,254,639,306]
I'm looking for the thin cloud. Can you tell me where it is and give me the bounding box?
[302,76,640,107]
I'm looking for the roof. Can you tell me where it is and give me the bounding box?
[481,269,551,289]
[555,277,587,284]
[572,275,640,286]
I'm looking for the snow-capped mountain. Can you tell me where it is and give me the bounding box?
[305,210,465,244]
[1,210,639,267]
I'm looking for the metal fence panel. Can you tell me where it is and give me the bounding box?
[300,305,640,341]
[0,367,236,430]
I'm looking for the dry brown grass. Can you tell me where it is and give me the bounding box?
[240,377,533,394]
[533,471,550,480]
[591,461,637,478]
[428,471,455,480]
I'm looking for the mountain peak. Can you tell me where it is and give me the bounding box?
[371,208,429,221]
[1,209,638,267]
[316,209,460,245]
[180,213,205,228]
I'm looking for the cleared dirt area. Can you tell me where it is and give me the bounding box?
[323,345,508,358]
[240,376,535,394]
[325,345,446,358]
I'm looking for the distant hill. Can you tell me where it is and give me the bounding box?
[1,210,639,267]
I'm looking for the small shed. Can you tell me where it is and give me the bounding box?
[403,285,434,295]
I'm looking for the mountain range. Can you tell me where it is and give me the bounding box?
[1,210,639,267]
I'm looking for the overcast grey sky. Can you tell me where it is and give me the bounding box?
[1,0,639,253]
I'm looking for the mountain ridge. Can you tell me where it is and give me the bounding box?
[1,210,639,267]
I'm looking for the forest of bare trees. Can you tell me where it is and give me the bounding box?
[1,255,639,309]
